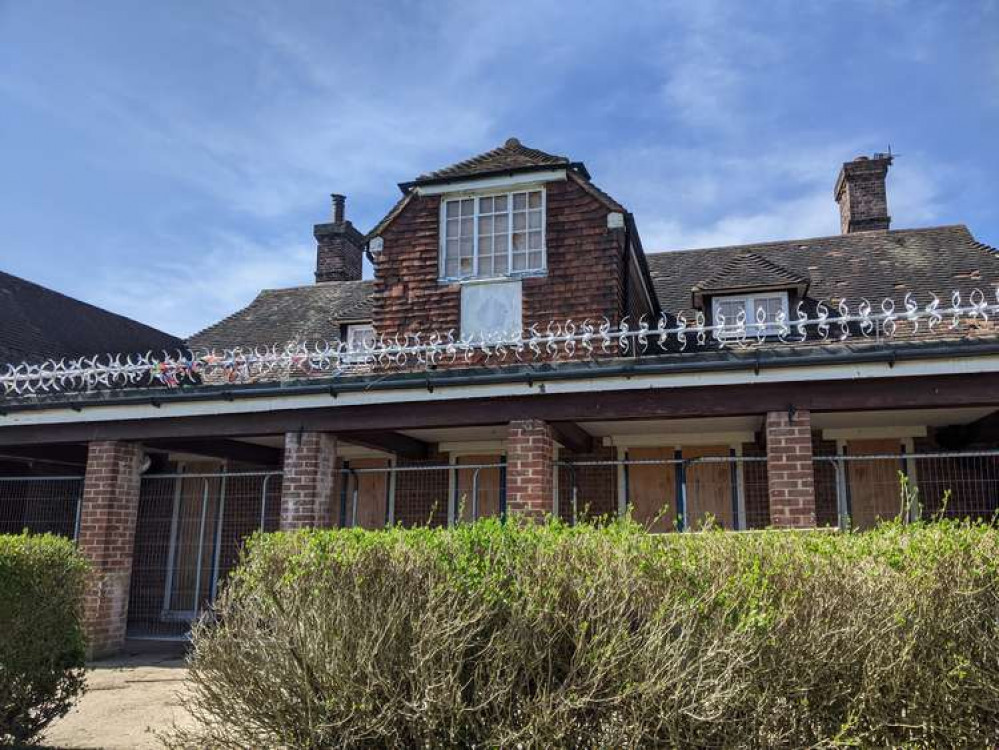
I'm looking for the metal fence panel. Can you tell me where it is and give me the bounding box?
[342,462,506,529]
[558,455,770,532]
[815,451,999,530]
[0,476,84,538]
[128,471,280,639]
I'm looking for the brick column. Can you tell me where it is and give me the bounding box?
[506,419,555,520]
[765,410,817,528]
[280,432,337,529]
[78,440,144,658]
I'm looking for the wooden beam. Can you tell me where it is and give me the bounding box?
[144,438,282,466]
[550,421,594,454]
[0,444,88,466]
[3,373,999,446]
[335,431,429,459]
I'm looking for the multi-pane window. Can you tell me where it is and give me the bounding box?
[344,324,375,363]
[711,292,789,336]
[442,189,544,280]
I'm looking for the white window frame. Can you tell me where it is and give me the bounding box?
[438,186,547,283]
[344,323,375,363]
[711,292,790,337]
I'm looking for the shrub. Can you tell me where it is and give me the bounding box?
[169,520,999,748]
[0,533,89,747]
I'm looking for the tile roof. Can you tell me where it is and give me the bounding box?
[187,280,374,350]
[647,225,999,315]
[408,138,575,187]
[693,252,809,293]
[0,269,184,364]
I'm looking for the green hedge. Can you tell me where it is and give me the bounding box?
[0,533,89,747]
[170,520,999,748]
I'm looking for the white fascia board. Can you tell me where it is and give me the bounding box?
[415,169,566,196]
[822,426,928,441]
[4,353,999,428]
[605,431,757,448]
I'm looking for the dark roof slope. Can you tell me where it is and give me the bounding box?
[406,138,578,188]
[0,270,184,364]
[188,280,374,350]
[647,225,999,314]
[693,252,808,293]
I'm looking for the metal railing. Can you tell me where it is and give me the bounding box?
[5,287,997,396]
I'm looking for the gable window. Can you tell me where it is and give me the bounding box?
[711,292,789,337]
[441,189,545,281]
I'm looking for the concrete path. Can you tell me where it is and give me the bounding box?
[43,640,194,750]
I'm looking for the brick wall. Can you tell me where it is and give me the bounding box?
[78,440,143,658]
[280,432,337,529]
[373,176,626,355]
[315,221,364,283]
[836,156,891,234]
[506,419,555,519]
[765,410,817,527]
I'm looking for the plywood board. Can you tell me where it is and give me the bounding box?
[846,439,905,530]
[456,455,503,522]
[683,446,734,530]
[348,458,389,529]
[627,447,677,532]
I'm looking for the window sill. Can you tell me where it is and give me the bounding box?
[438,270,548,286]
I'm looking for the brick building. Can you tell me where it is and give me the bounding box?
[2,140,999,654]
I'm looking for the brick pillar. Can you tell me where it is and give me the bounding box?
[280,432,337,529]
[765,410,817,528]
[78,440,144,658]
[506,419,555,520]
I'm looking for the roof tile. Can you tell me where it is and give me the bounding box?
[187,280,374,350]
[412,138,570,184]
[0,270,184,364]
[648,225,999,315]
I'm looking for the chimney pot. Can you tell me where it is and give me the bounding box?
[331,193,346,224]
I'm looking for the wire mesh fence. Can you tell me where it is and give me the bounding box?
[557,455,770,531]
[128,471,281,639]
[340,462,507,529]
[0,476,84,538]
[815,450,999,530]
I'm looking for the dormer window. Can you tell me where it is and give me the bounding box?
[344,323,375,363]
[440,189,545,281]
[711,292,789,337]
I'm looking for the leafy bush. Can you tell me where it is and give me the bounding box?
[0,533,89,746]
[170,520,999,748]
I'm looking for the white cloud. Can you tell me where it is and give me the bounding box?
[87,232,314,338]
[595,139,948,252]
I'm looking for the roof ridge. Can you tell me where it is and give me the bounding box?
[258,278,374,294]
[412,138,570,184]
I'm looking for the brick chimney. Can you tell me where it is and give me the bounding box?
[834,154,892,234]
[314,193,365,283]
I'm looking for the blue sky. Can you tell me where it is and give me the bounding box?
[1,1,996,337]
